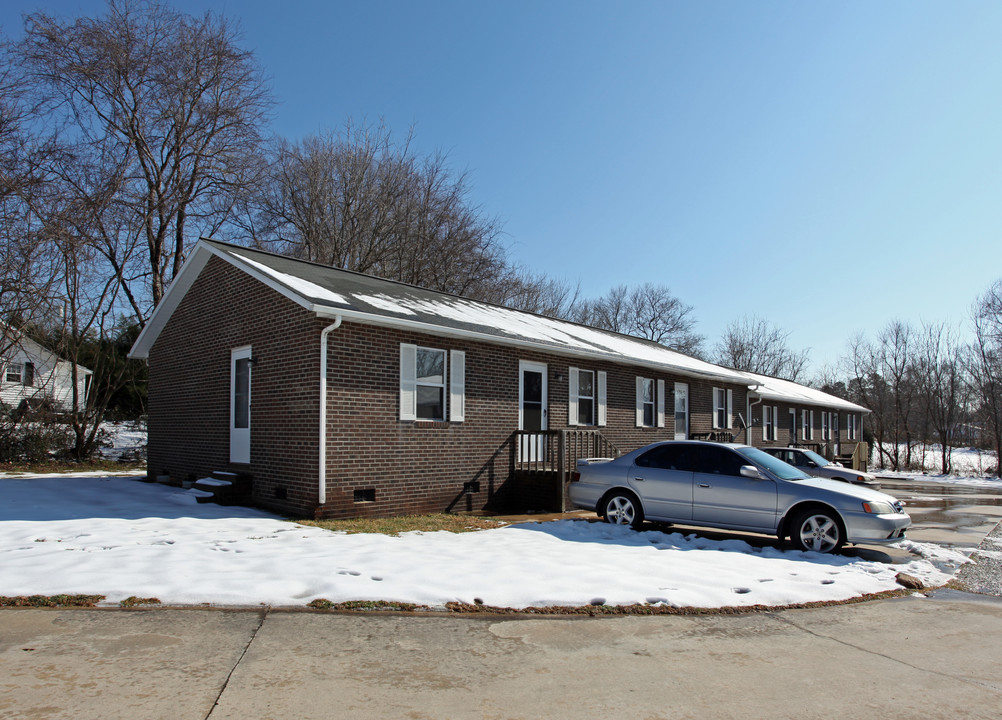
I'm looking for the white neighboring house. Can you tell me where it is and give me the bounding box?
[1,331,92,413]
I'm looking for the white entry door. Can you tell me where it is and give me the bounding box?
[519,361,547,461]
[674,382,689,440]
[230,346,252,464]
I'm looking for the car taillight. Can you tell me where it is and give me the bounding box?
[570,471,581,482]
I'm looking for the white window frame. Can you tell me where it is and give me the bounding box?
[400,344,452,422]
[821,411,830,440]
[713,387,733,429]
[763,405,777,442]
[848,414,858,440]
[636,377,655,428]
[570,368,606,427]
[5,362,22,384]
[802,409,814,441]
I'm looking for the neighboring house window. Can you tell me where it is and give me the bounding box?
[848,414,858,440]
[23,361,34,387]
[712,388,733,429]
[821,411,830,440]
[400,344,464,422]
[6,363,22,384]
[763,405,777,442]
[569,368,606,426]
[789,409,797,439]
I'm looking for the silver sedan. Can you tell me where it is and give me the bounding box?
[568,441,911,553]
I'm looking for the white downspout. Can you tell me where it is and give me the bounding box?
[747,396,762,444]
[318,315,342,507]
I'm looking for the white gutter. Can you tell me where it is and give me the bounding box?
[318,314,342,507]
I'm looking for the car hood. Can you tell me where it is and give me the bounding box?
[791,477,900,504]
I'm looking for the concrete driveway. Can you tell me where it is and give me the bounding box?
[2,478,1001,720]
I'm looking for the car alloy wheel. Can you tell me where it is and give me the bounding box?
[792,509,844,553]
[604,493,643,529]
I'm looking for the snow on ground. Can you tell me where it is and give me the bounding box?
[96,420,147,461]
[874,444,998,478]
[0,474,953,609]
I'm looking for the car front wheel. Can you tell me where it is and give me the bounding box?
[790,508,844,553]
[603,492,643,529]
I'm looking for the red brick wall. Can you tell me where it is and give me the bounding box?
[149,256,805,520]
[148,256,321,515]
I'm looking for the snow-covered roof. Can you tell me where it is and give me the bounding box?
[128,239,870,414]
[130,239,751,384]
[744,371,869,414]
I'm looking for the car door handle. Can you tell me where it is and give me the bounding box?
[634,477,645,482]
[698,483,711,488]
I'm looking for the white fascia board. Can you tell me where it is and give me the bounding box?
[310,303,754,387]
[129,240,317,360]
[748,389,870,414]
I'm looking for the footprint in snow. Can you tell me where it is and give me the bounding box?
[589,598,606,606]
[732,588,751,595]
[757,578,774,583]
[646,597,669,605]
[337,570,361,576]
[820,579,835,585]
[371,576,383,582]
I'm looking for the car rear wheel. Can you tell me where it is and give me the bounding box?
[603,492,643,530]
[790,508,844,554]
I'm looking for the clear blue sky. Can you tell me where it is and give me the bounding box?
[4,1,1001,374]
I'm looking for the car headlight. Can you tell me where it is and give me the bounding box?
[862,501,895,514]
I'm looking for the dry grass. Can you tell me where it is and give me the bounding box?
[0,594,105,608]
[297,513,508,536]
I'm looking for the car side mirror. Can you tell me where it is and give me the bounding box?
[806,460,817,468]
[739,465,764,480]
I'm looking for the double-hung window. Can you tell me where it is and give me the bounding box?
[847,414,857,440]
[635,377,665,428]
[821,411,830,440]
[5,363,22,384]
[569,368,606,426]
[400,344,465,422]
[712,388,733,429]
[802,409,814,441]
[763,405,777,442]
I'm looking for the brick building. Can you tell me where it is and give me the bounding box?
[130,239,867,518]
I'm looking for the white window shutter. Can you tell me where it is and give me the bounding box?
[712,388,720,429]
[635,377,644,427]
[399,344,417,421]
[449,350,465,422]
[597,371,607,426]
[656,379,665,428]
[568,367,579,426]
[726,389,733,429]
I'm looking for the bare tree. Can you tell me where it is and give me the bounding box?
[915,321,967,474]
[969,280,1002,476]
[714,315,810,381]
[19,0,273,319]
[841,321,920,471]
[247,121,509,299]
[573,283,704,355]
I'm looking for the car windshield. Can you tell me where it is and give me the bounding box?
[735,446,811,481]
[801,449,831,467]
